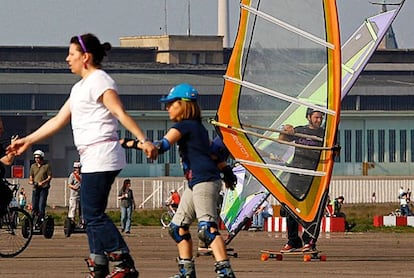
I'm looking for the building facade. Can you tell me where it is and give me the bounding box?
[0,44,413,178]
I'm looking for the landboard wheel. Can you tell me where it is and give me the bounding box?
[303,254,311,262]
[260,253,269,261]
[320,255,327,261]
[276,254,283,261]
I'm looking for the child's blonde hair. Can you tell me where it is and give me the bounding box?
[173,100,201,122]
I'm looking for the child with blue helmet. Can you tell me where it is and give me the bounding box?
[156,83,236,278]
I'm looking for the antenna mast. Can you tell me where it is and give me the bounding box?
[164,0,168,34]
[187,0,191,36]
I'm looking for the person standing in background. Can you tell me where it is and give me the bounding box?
[67,161,82,223]
[371,192,376,203]
[118,179,135,234]
[332,196,356,231]
[19,187,27,209]
[29,149,52,227]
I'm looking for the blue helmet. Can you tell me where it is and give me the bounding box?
[160,83,198,103]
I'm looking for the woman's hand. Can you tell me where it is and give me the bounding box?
[7,137,31,156]
[140,141,158,160]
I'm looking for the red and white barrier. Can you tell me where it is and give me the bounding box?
[373,215,414,227]
[264,217,345,232]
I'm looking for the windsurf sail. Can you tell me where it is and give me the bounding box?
[218,0,405,243]
[213,0,342,226]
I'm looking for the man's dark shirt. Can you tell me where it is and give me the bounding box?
[287,125,324,169]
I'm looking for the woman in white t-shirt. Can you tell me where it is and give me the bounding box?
[7,33,156,278]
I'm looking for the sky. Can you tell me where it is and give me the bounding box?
[0,0,412,49]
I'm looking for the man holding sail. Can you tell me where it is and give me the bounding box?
[278,107,325,253]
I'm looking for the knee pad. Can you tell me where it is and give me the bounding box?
[197,221,220,246]
[168,223,191,243]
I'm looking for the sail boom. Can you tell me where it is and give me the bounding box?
[241,123,323,142]
[237,159,326,176]
[240,4,334,49]
[210,119,333,151]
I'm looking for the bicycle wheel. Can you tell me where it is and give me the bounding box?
[160,211,173,228]
[0,207,33,257]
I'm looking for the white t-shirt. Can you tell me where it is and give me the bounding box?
[69,69,125,173]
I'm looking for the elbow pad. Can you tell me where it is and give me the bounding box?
[154,138,171,154]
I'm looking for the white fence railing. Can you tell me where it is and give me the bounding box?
[9,176,414,210]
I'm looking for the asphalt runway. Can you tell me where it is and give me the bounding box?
[0,226,412,277]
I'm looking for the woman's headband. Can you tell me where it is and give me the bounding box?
[77,35,87,52]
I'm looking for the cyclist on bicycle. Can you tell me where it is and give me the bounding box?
[0,117,16,216]
[165,189,180,214]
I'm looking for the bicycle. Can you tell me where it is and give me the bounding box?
[0,180,34,257]
[160,207,175,228]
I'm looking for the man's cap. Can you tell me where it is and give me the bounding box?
[33,149,44,158]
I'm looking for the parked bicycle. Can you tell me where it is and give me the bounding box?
[0,180,33,257]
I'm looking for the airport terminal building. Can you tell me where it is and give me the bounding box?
[0,36,413,178]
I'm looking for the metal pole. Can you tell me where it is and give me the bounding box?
[164,0,168,34]
[187,0,191,36]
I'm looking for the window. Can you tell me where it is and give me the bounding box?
[120,95,163,110]
[156,130,165,164]
[355,130,363,162]
[335,130,340,162]
[378,130,385,163]
[35,94,67,110]
[367,130,374,162]
[341,96,357,110]
[135,149,143,164]
[192,53,200,65]
[359,95,414,110]
[344,130,352,162]
[169,143,177,164]
[411,130,414,162]
[125,130,132,164]
[178,53,187,63]
[389,129,396,163]
[0,94,32,110]
[400,130,407,162]
[146,130,154,164]
[205,53,215,64]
